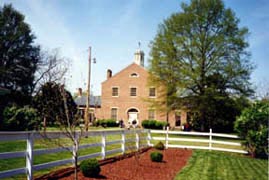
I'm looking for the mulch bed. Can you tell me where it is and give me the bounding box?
[35,148,192,180]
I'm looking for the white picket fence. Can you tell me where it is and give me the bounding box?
[0,129,247,180]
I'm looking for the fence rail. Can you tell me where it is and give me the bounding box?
[149,128,247,154]
[0,129,149,180]
[0,128,247,180]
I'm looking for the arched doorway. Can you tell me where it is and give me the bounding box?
[127,108,139,127]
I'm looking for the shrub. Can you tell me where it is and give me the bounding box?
[106,119,118,127]
[234,100,269,159]
[154,141,165,150]
[95,119,118,127]
[3,106,41,131]
[80,159,101,177]
[150,151,163,162]
[142,120,168,129]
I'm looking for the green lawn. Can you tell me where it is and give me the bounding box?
[0,129,258,180]
[175,150,268,180]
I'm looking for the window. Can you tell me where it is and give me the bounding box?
[111,108,118,120]
[149,87,156,97]
[130,87,137,96]
[148,110,155,120]
[112,87,119,97]
[130,73,139,77]
[175,111,181,126]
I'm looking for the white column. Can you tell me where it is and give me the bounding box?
[101,132,106,159]
[121,130,126,154]
[26,133,34,180]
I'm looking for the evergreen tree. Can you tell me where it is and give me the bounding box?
[0,4,40,124]
[33,82,77,130]
[0,4,40,98]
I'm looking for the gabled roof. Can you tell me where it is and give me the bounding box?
[102,63,148,84]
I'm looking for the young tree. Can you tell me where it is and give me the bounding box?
[39,84,82,180]
[148,0,254,131]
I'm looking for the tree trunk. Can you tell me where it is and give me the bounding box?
[43,117,47,132]
[166,111,169,127]
[73,140,79,180]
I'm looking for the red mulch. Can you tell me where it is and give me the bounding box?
[35,148,192,180]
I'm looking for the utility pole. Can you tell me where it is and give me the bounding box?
[85,46,92,133]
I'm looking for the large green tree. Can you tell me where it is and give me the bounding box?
[0,4,40,96]
[0,4,40,124]
[149,0,254,131]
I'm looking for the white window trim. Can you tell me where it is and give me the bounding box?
[111,86,119,97]
[129,72,139,78]
[129,86,137,97]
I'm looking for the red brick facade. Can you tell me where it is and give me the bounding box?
[95,62,187,127]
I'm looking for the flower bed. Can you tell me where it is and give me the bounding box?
[35,148,192,180]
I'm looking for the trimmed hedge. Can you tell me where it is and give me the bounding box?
[150,151,163,162]
[94,119,118,127]
[80,159,101,177]
[142,120,168,129]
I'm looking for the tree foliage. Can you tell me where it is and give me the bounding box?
[234,101,269,158]
[2,105,41,131]
[0,4,40,96]
[33,82,77,127]
[0,4,40,125]
[148,0,254,131]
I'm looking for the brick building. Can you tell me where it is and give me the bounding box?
[95,49,187,128]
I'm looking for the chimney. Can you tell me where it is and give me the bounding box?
[78,88,82,97]
[107,69,112,79]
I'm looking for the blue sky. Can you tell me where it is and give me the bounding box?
[1,0,269,95]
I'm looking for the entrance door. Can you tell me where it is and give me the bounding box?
[127,108,139,127]
[128,112,138,122]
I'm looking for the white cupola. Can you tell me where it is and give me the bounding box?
[133,42,144,67]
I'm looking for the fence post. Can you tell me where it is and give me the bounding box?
[101,132,106,160]
[121,130,126,154]
[26,132,34,180]
[135,130,139,150]
[209,128,212,151]
[147,130,151,147]
[165,126,169,149]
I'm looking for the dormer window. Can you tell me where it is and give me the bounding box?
[130,73,139,77]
